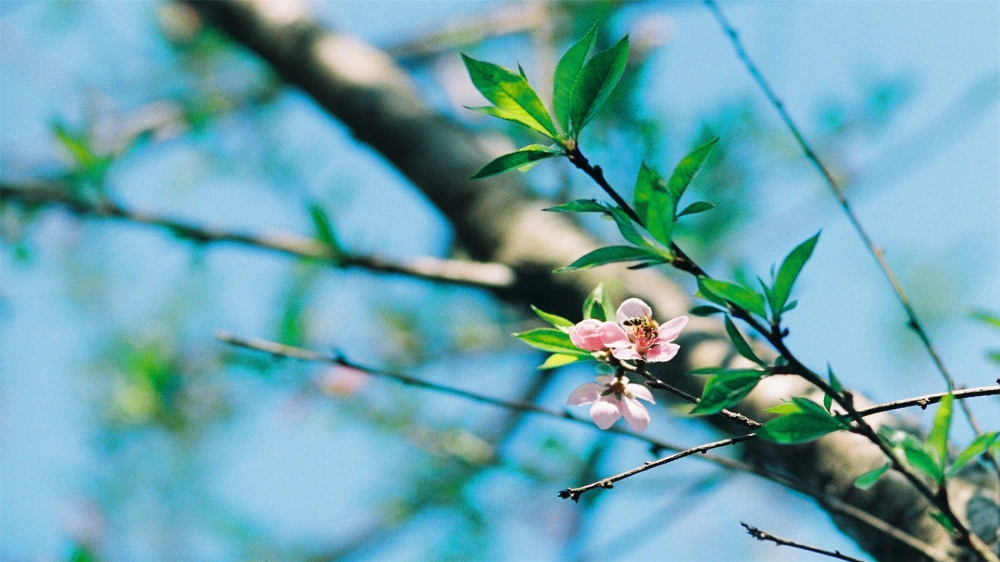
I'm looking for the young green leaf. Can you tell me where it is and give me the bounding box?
[543,199,608,213]
[927,392,954,469]
[676,201,715,218]
[666,138,718,204]
[764,402,803,415]
[948,432,999,477]
[644,183,675,248]
[757,409,844,444]
[724,316,765,366]
[513,328,591,355]
[632,164,667,226]
[569,35,629,136]
[690,370,763,415]
[698,277,768,319]
[471,145,561,179]
[771,232,821,315]
[308,202,346,263]
[902,441,944,484]
[581,283,616,322]
[609,207,647,247]
[530,305,574,329]
[553,23,598,135]
[556,245,661,272]
[462,55,558,138]
[854,463,891,490]
[538,353,587,370]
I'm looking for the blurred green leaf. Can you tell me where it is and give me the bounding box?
[929,510,955,533]
[771,233,821,316]
[553,23,597,135]
[948,432,999,477]
[471,145,561,178]
[690,370,762,415]
[689,305,725,317]
[582,283,614,322]
[970,310,1000,330]
[308,202,345,263]
[666,138,718,204]
[854,462,891,490]
[555,245,661,272]
[462,55,557,138]
[569,35,629,136]
[927,392,953,470]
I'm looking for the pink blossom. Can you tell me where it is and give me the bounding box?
[568,319,608,351]
[603,298,688,363]
[566,375,655,432]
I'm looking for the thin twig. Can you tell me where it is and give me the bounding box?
[701,0,987,447]
[742,522,866,562]
[1,183,515,289]
[216,330,945,561]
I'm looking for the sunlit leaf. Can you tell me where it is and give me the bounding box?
[553,23,598,135]
[757,409,844,444]
[927,392,953,470]
[569,35,629,135]
[471,145,561,178]
[902,440,943,483]
[538,353,587,370]
[698,277,768,319]
[666,138,718,204]
[544,199,608,213]
[462,55,558,138]
[513,328,590,355]
[771,233,821,316]
[530,305,574,329]
[556,245,661,272]
[690,370,762,415]
[854,463,891,490]
[948,432,999,477]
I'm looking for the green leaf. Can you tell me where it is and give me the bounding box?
[929,510,955,533]
[582,283,614,322]
[724,316,765,366]
[854,463,891,490]
[538,353,586,370]
[764,402,803,415]
[530,305,574,329]
[632,164,666,226]
[543,199,608,213]
[757,409,844,444]
[308,202,346,263]
[903,441,944,483]
[970,310,1000,330]
[948,432,999,477]
[609,206,647,247]
[690,370,763,415]
[471,145,561,179]
[553,23,598,135]
[676,201,715,218]
[927,392,954,470]
[462,55,558,138]
[689,305,725,317]
[556,246,661,272]
[569,35,629,136]
[698,277,768,319]
[823,392,833,413]
[645,183,674,248]
[53,122,97,167]
[666,138,718,204]
[513,328,591,355]
[771,232,821,315]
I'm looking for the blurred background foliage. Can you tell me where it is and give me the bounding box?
[1,1,997,560]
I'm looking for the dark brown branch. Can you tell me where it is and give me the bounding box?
[1,182,515,289]
[742,523,866,562]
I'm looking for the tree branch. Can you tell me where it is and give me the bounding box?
[742,522,866,562]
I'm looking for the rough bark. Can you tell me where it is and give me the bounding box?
[185,1,996,559]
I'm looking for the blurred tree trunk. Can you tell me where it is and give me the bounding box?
[186,1,995,559]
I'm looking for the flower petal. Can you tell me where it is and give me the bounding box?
[645,342,680,362]
[611,347,643,361]
[616,298,653,325]
[621,397,650,432]
[569,319,607,351]
[566,383,603,406]
[590,397,622,429]
[599,321,629,347]
[595,375,616,385]
[657,315,689,342]
[627,383,655,404]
